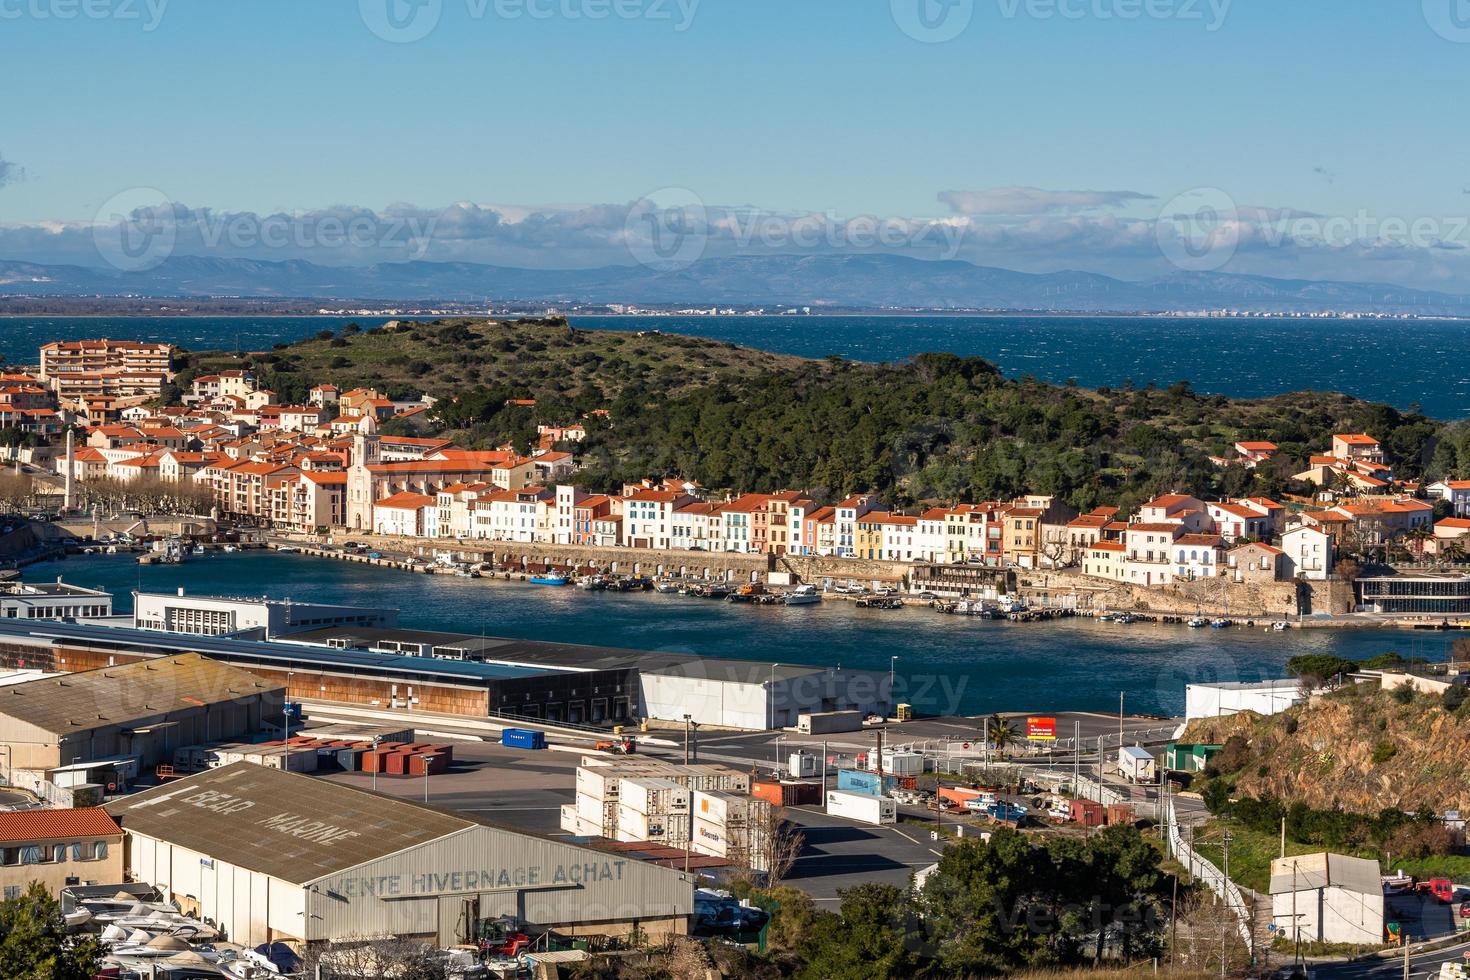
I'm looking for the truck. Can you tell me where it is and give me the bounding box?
[826,789,897,825]
[500,728,546,750]
[1416,877,1455,903]
[797,710,863,735]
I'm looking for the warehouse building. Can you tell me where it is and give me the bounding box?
[107,763,694,947]
[132,589,396,639]
[1184,679,1304,721]
[0,619,889,731]
[0,579,113,622]
[1269,852,1384,946]
[0,653,283,772]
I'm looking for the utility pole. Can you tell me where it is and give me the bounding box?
[1073,720,1080,795]
[1119,691,1125,747]
[683,714,692,766]
[1280,814,1286,859]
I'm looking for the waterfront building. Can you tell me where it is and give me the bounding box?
[373,490,437,537]
[0,579,112,621]
[1280,524,1335,580]
[1171,533,1226,581]
[1121,523,1184,586]
[624,489,698,551]
[132,589,396,638]
[39,340,173,418]
[1225,542,1285,583]
[1356,573,1470,614]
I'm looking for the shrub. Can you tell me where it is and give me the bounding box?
[1284,716,1299,735]
[1372,741,1398,765]
[1211,735,1252,775]
[1384,821,1456,860]
[1442,685,1467,712]
[316,329,335,341]
[1391,685,1415,705]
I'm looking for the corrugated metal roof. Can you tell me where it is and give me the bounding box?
[0,807,120,844]
[107,763,474,885]
[0,653,278,735]
[1268,852,1382,896]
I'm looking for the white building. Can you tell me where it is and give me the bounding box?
[107,764,695,947]
[1427,480,1470,518]
[1185,679,1304,720]
[372,491,436,537]
[1281,524,1334,580]
[1269,853,1383,947]
[0,580,113,621]
[133,589,396,639]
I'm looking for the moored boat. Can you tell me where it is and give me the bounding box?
[784,584,821,606]
[529,572,570,586]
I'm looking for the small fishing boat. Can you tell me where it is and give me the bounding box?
[784,584,822,606]
[1271,621,1289,631]
[1096,612,1115,623]
[653,579,680,594]
[1186,617,1209,629]
[727,583,766,603]
[529,572,570,587]
[1113,613,1136,625]
[1210,618,1231,629]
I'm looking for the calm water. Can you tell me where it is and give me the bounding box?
[4,314,1468,417]
[28,552,1450,719]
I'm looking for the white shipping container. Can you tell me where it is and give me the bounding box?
[576,792,613,827]
[620,777,690,815]
[694,790,750,826]
[691,816,729,857]
[826,789,897,825]
[559,804,579,833]
[788,752,818,779]
[617,806,690,843]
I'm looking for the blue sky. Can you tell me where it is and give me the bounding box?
[5,1,1470,286]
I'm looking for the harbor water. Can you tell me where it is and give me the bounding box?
[26,551,1448,719]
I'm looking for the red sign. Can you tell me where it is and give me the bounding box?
[1027,717,1058,741]
[962,742,971,750]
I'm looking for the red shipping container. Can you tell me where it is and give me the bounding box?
[1107,804,1137,827]
[384,752,411,776]
[1069,800,1105,826]
[752,781,821,807]
[938,786,984,806]
[407,753,450,776]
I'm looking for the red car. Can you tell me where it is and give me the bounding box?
[1459,900,1470,920]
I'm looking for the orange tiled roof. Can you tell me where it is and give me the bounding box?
[0,807,119,844]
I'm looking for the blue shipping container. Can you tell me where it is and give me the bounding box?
[837,769,888,796]
[501,728,546,750]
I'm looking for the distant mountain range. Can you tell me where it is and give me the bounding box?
[3,253,1469,315]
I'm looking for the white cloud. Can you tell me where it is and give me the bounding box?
[938,186,1155,216]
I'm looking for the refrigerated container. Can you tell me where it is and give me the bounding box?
[693,790,751,826]
[826,789,897,825]
[616,807,690,843]
[788,752,818,779]
[796,710,863,735]
[620,777,691,815]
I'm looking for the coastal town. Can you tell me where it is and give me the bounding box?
[8,337,1470,622]
[0,335,1462,979]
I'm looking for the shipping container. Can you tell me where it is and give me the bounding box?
[752,780,822,807]
[693,790,752,826]
[787,752,818,779]
[1118,746,1156,783]
[575,792,614,827]
[616,807,690,843]
[501,728,547,750]
[837,768,900,797]
[620,778,691,815]
[797,710,863,735]
[406,752,450,776]
[1069,799,1105,827]
[691,817,730,857]
[1106,804,1137,827]
[938,786,984,807]
[826,789,897,825]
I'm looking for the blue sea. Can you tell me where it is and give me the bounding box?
[2,313,1467,417]
[23,552,1453,718]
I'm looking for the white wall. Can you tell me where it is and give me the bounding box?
[1186,681,1303,720]
[640,675,768,730]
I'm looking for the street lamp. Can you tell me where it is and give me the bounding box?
[889,656,898,718]
[370,735,381,793]
[422,754,438,803]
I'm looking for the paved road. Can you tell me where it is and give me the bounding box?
[1313,937,1470,979]
[317,739,942,903]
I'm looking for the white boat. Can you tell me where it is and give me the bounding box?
[1271,621,1290,631]
[222,544,238,553]
[653,579,680,594]
[63,907,93,929]
[784,584,822,606]
[1186,616,1208,629]
[192,544,206,556]
[997,595,1028,614]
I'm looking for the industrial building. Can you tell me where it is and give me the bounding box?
[0,618,889,731]
[107,763,695,947]
[0,653,283,775]
[132,589,396,639]
[1184,679,1304,721]
[1269,852,1384,946]
[0,579,113,622]
[279,625,891,729]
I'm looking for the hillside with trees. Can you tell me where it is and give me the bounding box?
[181,317,1441,511]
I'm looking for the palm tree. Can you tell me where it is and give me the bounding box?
[1443,541,1466,565]
[1407,526,1433,560]
[987,713,1016,760]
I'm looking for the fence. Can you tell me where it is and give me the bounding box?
[1164,797,1253,947]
